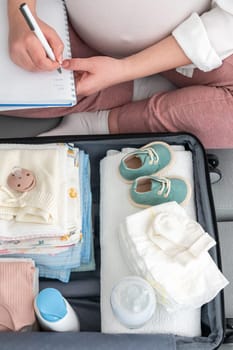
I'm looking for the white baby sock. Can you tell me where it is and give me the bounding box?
[38,110,110,137]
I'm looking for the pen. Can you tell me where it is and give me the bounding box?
[19,3,62,74]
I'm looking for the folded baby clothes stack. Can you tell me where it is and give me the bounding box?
[0,144,94,282]
[0,258,38,332]
[119,201,228,312]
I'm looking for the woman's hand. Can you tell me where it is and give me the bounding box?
[8,15,64,72]
[62,35,191,97]
[62,56,127,96]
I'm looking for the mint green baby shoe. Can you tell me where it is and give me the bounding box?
[130,175,191,208]
[119,141,174,182]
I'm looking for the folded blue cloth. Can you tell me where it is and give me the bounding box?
[72,235,96,273]
[78,150,93,265]
[39,235,95,283]
[38,265,72,283]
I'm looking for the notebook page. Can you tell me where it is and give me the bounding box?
[0,0,76,109]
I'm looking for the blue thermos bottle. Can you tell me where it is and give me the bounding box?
[34,288,80,332]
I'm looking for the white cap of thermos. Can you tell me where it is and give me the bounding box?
[34,288,80,332]
[110,276,156,329]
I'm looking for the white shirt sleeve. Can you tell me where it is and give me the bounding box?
[172,0,233,72]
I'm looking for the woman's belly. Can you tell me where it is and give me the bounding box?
[65,0,210,57]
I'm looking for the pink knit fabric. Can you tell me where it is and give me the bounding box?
[0,261,36,331]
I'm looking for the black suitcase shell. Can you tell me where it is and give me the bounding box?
[0,133,225,350]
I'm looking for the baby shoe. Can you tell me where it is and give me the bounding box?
[119,141,174,182]
[130,175,191,208]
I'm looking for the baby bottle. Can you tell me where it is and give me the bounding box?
[34,288,80,332]
[110,276,156,329]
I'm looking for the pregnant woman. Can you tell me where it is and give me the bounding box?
[6,0,233,148]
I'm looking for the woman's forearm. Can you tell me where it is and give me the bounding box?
[121,35,191,81]
[8,0,37,25]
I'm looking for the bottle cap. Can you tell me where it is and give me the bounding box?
[110,276,156,329]
[36,288,67,322]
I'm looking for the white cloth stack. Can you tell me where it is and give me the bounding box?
[119,201,228,312]
[100,146,202,336]
[0,143,81,240]
[0,146,64,224]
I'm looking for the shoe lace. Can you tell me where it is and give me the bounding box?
[143,147,159,165]
[156,177,171,198]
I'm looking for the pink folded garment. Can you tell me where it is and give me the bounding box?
[0,260,36,331]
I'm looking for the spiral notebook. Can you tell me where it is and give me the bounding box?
[0,0,76,111]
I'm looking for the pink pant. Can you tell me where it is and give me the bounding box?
[3,21,233,148]
[113,58,233,149]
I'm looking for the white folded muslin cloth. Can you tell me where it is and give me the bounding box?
[147,208,216,264]
[0,143,80,239]
[0,145,66,224]
[100,146,202,336]
[120,202,228,312]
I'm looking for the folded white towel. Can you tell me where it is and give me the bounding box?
[120,202,228,312]
[100,147,202,336]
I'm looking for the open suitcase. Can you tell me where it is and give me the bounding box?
[0,132,226,350]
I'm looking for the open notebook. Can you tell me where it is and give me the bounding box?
[0,0,77,111]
